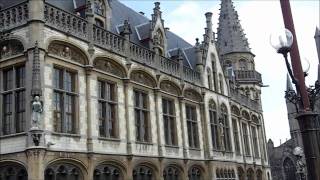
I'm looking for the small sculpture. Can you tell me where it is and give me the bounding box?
[219,119,225,150]
[293,146,306,180]
[31,96,43,129]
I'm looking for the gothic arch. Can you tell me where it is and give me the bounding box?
[0,161,28,180]
[93,57,127,78]
[130,69,157,88]
[47,40,89,65]
[0,38,24,59]
[251,114,259,124]
[256,169,263,180]
[93,160,126,180]
[160,80,181,95]
[231,105,240,116]
[183,88,202,102]
[163,164,184,180]
[188,164,205,180]
[247,168,254,180]
[132,162,159,180]
[44,160,86,180]
[241,110,250,121]
[237,167,245,180]
[283,157,296,180]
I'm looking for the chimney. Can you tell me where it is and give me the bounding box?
[205,12,213,40]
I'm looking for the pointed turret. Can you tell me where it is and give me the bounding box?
[216,0,251,55]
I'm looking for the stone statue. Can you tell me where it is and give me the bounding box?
[219,119,225,150]
[31,96,43,129]
[293,146,306,180]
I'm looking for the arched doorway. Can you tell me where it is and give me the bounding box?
[0,162,27,180]
[283,157,297,180]
[44,162,84,180]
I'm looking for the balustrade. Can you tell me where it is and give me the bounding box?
[0,2,29,32]
[234,70,262,83]
[183,66,201,84]
[159,55,179,77]
[93,25,125,53]
[129,43,155,65]
[44,3,88,40]
[230,88,261,111]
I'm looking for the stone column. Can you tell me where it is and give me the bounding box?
[154,88,164,180]
[199,92,210,159]
[85,66,93,152]
[26,148,46,180]
[123,79,133,155]
[178,96,187,159]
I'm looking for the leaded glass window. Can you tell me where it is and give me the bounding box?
[45,163,83,180]
[98,80,117,138]
[209,100,219,150]
[1,65,25,135]
[133,166,153,180]
[232,119,240,154]
[134,90,150,142]
[162,98,177,146]
[252,126,260,158]
[0,162,28,180]
[93,164,123,180]
[242,123,251,156]
[221,104,231,151]
[188,167,201,180]
[186,104,199,148]
[53,67,77,134]
[163,166,181,180]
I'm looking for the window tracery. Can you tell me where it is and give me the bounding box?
[93,164,123,180]
[133,166,153,180]
[188,167,202,180]
[163,166,180,180]
[44,163,83,180]
[0,163,27,180]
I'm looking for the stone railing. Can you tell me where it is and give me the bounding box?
[234,70,262,83]
[129,42,155,66]
[0,1,29,32]
[159,55,180,77]
[183,66,201,83]
[44,3,88,40]
[230,88,261,111]
[93,25,125,54]
[6,2,201,85]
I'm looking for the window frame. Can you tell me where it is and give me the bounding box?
[185,103,199,149]
[133,88,151,143]
[162,97,177,146]
[53,65,79,134]
[209,101,219,150]
[232,118,241,155]
[0,64,26,136]
[97,78,118,139]
[242,122,251,156]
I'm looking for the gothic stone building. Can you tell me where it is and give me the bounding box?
[0,0,271,179]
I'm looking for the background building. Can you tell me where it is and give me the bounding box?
[267,27,320,180]
[0,0,271,179]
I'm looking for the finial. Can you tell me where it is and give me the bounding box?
[154,2,160,10]
[195,38,200,46]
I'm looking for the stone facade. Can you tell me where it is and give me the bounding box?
[0,0,271,179]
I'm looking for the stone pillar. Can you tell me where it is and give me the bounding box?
[154,88,163,157]
[85,66,93,152]
[178,96,187,159]
[123,79,133,155]
[26,148,46,180]
[199,92,210,159]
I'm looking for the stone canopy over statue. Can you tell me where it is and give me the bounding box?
[31,96,43,129]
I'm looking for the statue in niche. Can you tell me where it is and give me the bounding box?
[31,96,43,129]
[219,118,225,150]
[94,0,104,16]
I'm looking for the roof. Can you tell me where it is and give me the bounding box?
[216,0,251,55]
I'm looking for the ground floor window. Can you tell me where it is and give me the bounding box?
[0,162,27,180]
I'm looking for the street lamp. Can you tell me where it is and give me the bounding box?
[270,28,320,180]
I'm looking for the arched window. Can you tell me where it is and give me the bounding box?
[133,166,153,180]
[207,68,213,90]
[94,164,123,180]
[247,169,254,180]
[188,167,202,180]
[237,167,245,180]
[94,0,105,16]
[221,104,231,151]
[163,166,181,180]
[0,162,28,180]
[219,74,224,94]
[211,55,218,91]
[283,158,296,180]
[256,170,262,180]
[209,100,219,150]
[232,118,240,154]
[44,163,83,180]
[239,59,247,70]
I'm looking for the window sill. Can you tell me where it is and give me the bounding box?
[189,147,201,151]
[0,132,27,139]
[51,132,81,138]
[164,145,180,149]
[98,137,121,142]
[135,141,154,145]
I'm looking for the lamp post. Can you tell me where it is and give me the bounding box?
[270,23,320,180]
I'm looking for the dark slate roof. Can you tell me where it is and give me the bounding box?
[0,0,196,68]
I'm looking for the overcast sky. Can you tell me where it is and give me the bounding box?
[120,0,320,146]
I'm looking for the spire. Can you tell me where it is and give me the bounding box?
[216,0,251,55]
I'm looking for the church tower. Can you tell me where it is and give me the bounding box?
[217,0,262,102]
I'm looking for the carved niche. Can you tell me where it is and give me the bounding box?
[242,111,250,120]
[93,58,125,78]
[252,115,259,124]
[130,71,156,88]
[0,39,24,59]
[160,81,180,95]
[184,89,202,102]
[231,105,240,116]
[48,42,86,65]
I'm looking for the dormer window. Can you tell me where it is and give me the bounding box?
[94,0,105,16]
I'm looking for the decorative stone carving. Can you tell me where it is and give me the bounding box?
[93,59,126,78]
[184,89,201,102]
[31,96,43,130]
[160,81,180,95]
[231,105,240,116]
[130,71,156,87]
[48,42,86,65]
[0,39,24,59]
